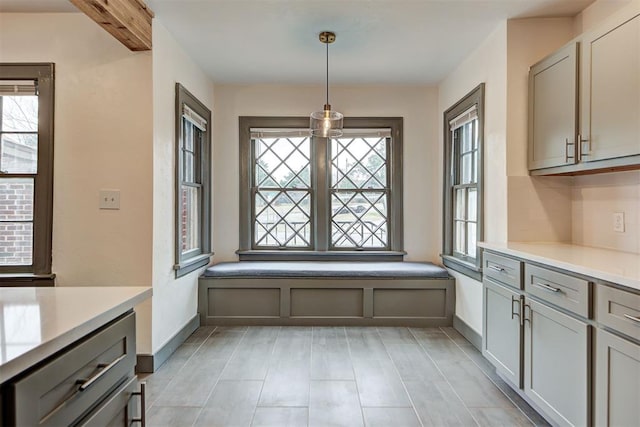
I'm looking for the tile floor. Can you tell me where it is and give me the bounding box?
[139,326,549,427]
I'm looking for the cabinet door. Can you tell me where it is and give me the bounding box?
[524,299,589,427]
[595,329,640,427]
[482,278,523,387]
[528,43,578,170]
[581,11,640,162]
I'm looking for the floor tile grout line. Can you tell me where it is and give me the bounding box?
[438,326,539,426]
[145,325,218,412]
[374,327,425,427]
[407,327,481,427]
[191,326,250,427]
[252,326,284,421]
[343,326,367,427]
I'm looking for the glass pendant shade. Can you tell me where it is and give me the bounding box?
[310,104,343,137]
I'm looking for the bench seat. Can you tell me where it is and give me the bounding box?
[198,261,454,326]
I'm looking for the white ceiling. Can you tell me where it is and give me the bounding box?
[1,0,597,84]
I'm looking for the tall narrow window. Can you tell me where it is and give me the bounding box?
[443,84,484,279]
[239,117,403,261]
[0,64,54,285]
[174,84,211,277]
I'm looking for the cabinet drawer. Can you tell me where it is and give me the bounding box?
[525,264,589,318]
[483,252,522,290]
[596,285,640,341]
[11,312,136,427]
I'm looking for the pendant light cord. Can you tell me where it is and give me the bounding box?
[326,41,329,107]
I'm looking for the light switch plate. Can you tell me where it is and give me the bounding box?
[613,212,624,233]
[99,190,120,210]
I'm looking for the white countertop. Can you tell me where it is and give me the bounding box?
[478,242,640,292]
[0,286,152,383]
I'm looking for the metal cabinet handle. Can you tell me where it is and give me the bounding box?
[623,314,640,324]
[578,134,590,158]
[511,296,520,320]
[533,282,561,293]
[131,382,146,427]
[565,138,575,163]
[488,264,506,273]
[76,354,127,392]
[523,303,532,326]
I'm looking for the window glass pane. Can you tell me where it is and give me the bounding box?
[461,122,473,153]
[461,153,473,184]
[467,222,477,257]
[1,134,37,174]
[255,136,311,189]
[331,191,387,248]
[180,186,200,253]
[183,119,194,151]
[1,96,38,132]
[454,188,465,220]
[454,220,465,254]
[0,178,33,221]
[183,151,195,183]
[467,188,477,222]
[255,190,311,247]
[332,136,387,189]
[0,222,32,265]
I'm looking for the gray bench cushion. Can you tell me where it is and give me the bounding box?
[202,261,450,279]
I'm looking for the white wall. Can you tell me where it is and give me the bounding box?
[437,23,507,333]
[151,21,215,354]
[212,84,439,262]
[0,13,154,352]
[505,18,575,244]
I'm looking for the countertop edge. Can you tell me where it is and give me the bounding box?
[479,242,640,292]
[0,287,152,384]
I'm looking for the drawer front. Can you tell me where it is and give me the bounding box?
[12,312,136,427]
[483,252,522,290]
[525,264,589,318]
[596,285,640,341]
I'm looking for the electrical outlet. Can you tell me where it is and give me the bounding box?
[613,212,625,233]
[99,190,120,210]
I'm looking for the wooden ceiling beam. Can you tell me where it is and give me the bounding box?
[69,0,154,51]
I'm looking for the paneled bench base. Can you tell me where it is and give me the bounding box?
[198,262,455,326]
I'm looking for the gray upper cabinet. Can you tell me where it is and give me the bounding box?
[528,43,578,171]
[581,11,640,164]
[529,2,640,175]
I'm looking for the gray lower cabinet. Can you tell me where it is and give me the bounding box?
[482,278,523,387]
[594,328,640,427]
[1,311,143,427]
[524,299,590,427]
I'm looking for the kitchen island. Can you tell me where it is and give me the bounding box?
[0,286,151,426]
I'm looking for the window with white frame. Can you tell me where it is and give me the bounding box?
[174,84,212,277]
[0,64,54,285]
[239,117,403,260]
[443,84,484,278]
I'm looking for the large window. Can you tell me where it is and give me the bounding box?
[174,84,211,277]
[239,117,403,260]
[443,84,484,279]
[0,64,54,285]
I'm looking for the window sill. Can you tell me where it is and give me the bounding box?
[236,250,406,262]
[174,253,213,278]
[0,273,56,287]
[441,255,482,281]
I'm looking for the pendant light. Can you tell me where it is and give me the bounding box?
[310,31,343,137]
